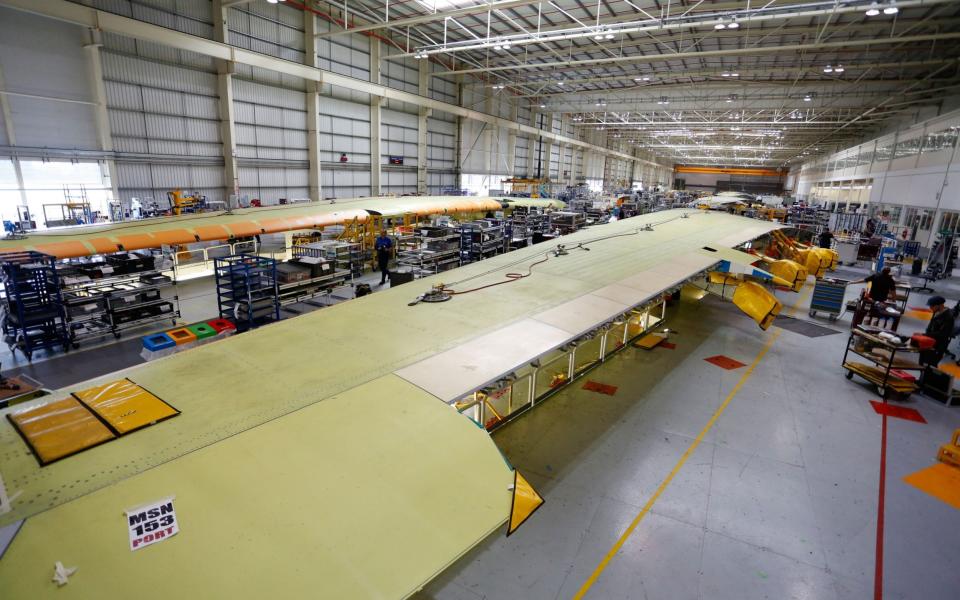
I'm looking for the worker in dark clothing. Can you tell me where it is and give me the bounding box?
[374,230,393,286]
[921,295,954,366]
[853,267,896,302]
[818,229,834,249]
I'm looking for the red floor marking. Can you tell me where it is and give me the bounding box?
[583,381,618,396]
[660,342,677,350]
[869,401,927,424]
[704,355,746,370]
[875,409,888,600]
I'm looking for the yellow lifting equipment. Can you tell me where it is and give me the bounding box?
[770,230,838,278]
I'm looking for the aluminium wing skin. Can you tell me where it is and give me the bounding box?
[0,210,779,599]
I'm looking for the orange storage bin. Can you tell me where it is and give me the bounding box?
[166,327,198,345]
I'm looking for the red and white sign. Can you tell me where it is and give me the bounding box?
[125,497,179,551]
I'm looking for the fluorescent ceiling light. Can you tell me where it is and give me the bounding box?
[835,64,845,73]
[884,4,899,15]
[823,65,833,73]
[865,3,880,16]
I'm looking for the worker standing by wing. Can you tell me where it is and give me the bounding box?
[375,229,393,286]
[921,296,954,366]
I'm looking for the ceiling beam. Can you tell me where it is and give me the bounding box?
[314,0,541,38]
[437,33,960,74]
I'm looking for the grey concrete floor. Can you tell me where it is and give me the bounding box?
[415,279,960,600]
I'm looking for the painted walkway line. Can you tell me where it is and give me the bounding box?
[572,329,782,599]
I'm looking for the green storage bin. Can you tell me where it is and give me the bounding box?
[186,322,218,340]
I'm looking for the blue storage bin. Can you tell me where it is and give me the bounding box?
[142,332,176,352]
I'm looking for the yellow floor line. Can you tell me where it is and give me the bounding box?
[571,283,811,599]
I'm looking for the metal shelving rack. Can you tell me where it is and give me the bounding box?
[59,261,179,344]
[0,251,69,360]
[397,226,462,277]
[459,221,506,265]
[214,255,280,331]
[294,241,362,279]
[509,206,552,248]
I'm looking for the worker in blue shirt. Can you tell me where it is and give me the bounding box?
[374,230,393,286]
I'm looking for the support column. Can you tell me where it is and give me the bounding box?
[483,94,494,176]
[417,62,430,195]
[213,1,239,203]
[82,28,120,203]
[506,102,517,176]
[304,12,322,201]
[539,114,553,181]
[0,63,28,208]
[526,110,539,179]
[454,74,464,190]
[369,40,382,196]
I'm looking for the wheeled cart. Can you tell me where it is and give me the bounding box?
[809,277,849,322]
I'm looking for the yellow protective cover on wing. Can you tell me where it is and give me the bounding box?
[7,398,115,465]
[732,280,783,330]
[768,259,808,292]
[73,379,179,435]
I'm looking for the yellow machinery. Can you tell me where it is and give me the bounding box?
[504,177,549,198]
[167,188,205,216]
[938,429,960,468]
[745,253,809,292]
[770,230,838,278]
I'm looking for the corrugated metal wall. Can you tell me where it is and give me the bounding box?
[1,2,650,210]
[101,32,225,203]
[0,7,99,150]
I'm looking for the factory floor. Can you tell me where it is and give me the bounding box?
[416,274,960,600]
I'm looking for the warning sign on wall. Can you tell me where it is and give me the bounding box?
[125,497,179,551]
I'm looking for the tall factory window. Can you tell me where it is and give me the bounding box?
[18,160,112,229]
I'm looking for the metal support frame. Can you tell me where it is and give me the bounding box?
[82,28,120,203]
[506,101,518,175]
[540,113,553,181]
[370,39,382,197]
[304,10,323,202]
[213,0,239,203]
[417,61,430,195]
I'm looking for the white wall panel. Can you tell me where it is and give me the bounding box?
[0,7,99,150]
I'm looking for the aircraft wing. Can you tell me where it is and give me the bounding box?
[0,209,779,598]
[0,196,524,258]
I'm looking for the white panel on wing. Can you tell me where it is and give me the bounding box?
[589,283,657,307]
[394,319,571,402]
[531,293,631,336]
